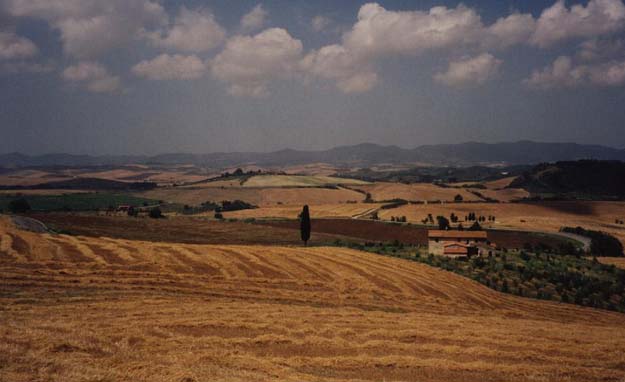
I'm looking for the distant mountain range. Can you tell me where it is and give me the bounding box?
[1,141,624,168]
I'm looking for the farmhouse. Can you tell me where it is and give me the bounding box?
[428,230,488,257]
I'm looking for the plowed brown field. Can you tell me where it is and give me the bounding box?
[1,216,625,382]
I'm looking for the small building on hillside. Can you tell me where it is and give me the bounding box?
[428,230,488,257]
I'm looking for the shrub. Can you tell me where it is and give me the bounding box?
[149,207,163,219]
[562,226,624,257]
[218,200,257,212]
[468,221,482,231]
[436,216,450,230]
[8,198,31,213]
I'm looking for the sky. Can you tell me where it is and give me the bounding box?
[1,0,625,155]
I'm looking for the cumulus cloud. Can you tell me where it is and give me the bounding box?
[485,13,536,49]
[146,7,225,53]
[240,4,267,34]
[524,56,587,89]
[211,28,303,97]
[132,54,207,80]
[524,55,625,89]
[62,61,120,93]
[300,44,377,93]
[434,53,502,87]
[343,3,484,58]
[576,38,625,61]
[531,0,625,48]
[302,3,531,93]
[0,31,38,60]
[589,60,625,85]
[4,0,167,58]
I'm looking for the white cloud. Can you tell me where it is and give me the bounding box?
[211,28,303,97]
[485,13,536,49]
[343,3,485,58]
[0,31,38,60]
[576,38,624,61]
[524,56,588,89]
[300,44,377,93]
[62,61,120,93]
[303,3,531,93]
[531,0,625,48]
[311,15,331,32]
[146,7,225,53]
[589,60,625,85]
[132,54,207,80]
[240,4,267,34]
[4,0,167,58]
[434,53,502,87]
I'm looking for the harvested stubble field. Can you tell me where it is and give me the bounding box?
[1,216,625,382]
[242,175,370,188]
[378,201,625,245]
[357,182,485,202]
[0,167,209,188]
[139,186,365,207]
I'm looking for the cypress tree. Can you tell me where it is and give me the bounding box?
[300,205,311,246]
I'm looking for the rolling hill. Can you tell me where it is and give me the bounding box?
[2,216,625,381]
[509,160,625,199]
[2,141,624,168]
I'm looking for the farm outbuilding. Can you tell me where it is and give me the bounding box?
[428,230,488,257]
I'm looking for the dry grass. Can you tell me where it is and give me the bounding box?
[139,187,365,207]
[596,257,625,269]
[243,175,369,188]
[0,167,210,187]
[282,163,340,176]
[378,201,625,245]
[358,182,484,202]
[1,216,625,381]
[0,170,70,186]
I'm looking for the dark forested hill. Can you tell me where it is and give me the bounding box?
[509,160,625,199]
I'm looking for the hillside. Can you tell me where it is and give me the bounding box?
[2,217,625,381]
[3,141,625,168]
[509,160,625,199]
[0,177,157,191]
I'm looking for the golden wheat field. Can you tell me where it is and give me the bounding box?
[2,216,625,381]
[357,182,484,202]
[0,169,69,187]
[378,201,625,245]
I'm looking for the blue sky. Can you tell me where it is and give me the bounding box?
[1,0,625,155]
